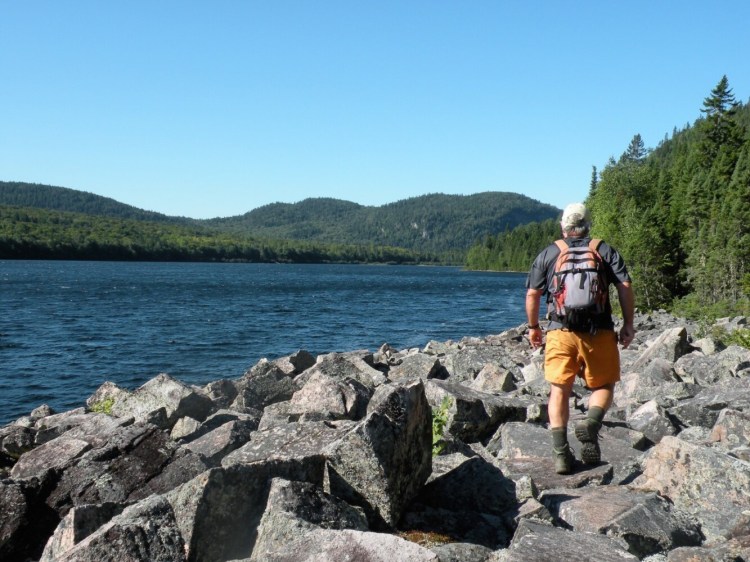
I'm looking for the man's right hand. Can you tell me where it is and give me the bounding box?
[528,327,543,348]
[619,324,635,348]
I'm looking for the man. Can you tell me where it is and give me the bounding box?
[525,202,635,474]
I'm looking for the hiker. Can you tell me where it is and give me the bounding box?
[525,202,635,474]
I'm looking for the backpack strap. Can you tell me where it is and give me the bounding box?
[588,238,603,252]
[552,239,569,273]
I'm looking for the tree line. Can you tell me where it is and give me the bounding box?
[467,76,750,318]
[0,206,437,264]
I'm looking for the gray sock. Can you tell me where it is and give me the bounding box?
[587,406,605,424]
[551,426,568,448]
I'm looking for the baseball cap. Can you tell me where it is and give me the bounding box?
[561,203,591,228]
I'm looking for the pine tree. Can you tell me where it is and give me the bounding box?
[620,134,648,163]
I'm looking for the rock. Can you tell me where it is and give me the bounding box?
[170,416,202,440]
[469,363,517,393]
[111,373,214,429]
[233,360,297,411]
[289,372,372,420]
[0,477,59,562]
[303,352,387,389]
[166,460,326,562]
[403,455,518,548]
[250,477,368,560]
[428,542,494,562]
[491,420,642,488]
[440,346,522,384]
[39,503,125,562]
[674,345,750,385]
[10,436,91,480]
[0,424,36,460]
[710,408,750,449]
[634,435,750,541]
[489,518,638,561]
[629,327,692,372]
[85,381,129,412]
[324,380,432,529]
[45,422,201,513]
[184,418,257,467]
[424,380,543,443]
[273,349,316,375]
[388,353,447,381]
[667,381,750,430]
[627,400,678,445]
[222,420,354,468]
[202,378,239,409]
[539,485,703,557]
[43,495,186,562]
[260,528,440,561]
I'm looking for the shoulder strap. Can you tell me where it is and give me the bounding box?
[554,239,567,253]
[588,238,603,252]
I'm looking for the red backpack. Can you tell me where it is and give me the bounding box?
[550,239,608,331]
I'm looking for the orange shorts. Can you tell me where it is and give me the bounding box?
[544,329,620,388]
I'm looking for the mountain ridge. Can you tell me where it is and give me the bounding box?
[0,181,561,258]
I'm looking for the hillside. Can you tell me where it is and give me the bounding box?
[203,192,560,257]
[466,76,750,316]
[0,183,560,259]
[0,181,186,224]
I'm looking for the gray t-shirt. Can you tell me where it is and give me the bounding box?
[525,237,631,330]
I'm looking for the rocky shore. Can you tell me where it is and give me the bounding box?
[2,311,750,561]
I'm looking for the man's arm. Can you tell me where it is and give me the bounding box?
[525,288,544,348]
[615,281,635,348]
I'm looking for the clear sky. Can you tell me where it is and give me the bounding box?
[2,1,748,219]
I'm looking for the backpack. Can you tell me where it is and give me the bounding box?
[549,239,608,332]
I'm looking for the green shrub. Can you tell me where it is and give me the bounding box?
[89,397,115,415]
[431,396,453,456]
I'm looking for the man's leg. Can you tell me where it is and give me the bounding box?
[575,383,615,464]
[549,381,575,474]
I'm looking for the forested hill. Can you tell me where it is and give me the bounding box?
[466,76,750,318]
[0,183,560,259]
[0,181,183,223]
[203,192,560,258]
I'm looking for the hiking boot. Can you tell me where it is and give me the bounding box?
[575,418,602,465]
[553,445,575,475]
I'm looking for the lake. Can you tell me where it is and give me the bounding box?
[0,261,528,425]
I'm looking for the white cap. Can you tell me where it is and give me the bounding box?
[561,203,591,229]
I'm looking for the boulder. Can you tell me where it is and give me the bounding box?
[301,352,387,389]
[0,477,59,562]
[0,424,36,460]
[667,381,750,430]
[41,495,186,562]
[710,408,750,449]
[39,503,125,562]
[289,372,372,420]
[273,349,316,375]
[629,327,692,372]
[184,418,257,467]
[634,435,750,541]
[202,378,238,409]
[250,477,368,560]
[424,380,543,443]
[222,420,354,468]
[166,460,325,562]
[489,518,638,561]
[469,363,517,393]
[323,380,432,529]
[256,528,440,561]
[45,422,202,513]
[674,344,750,385]
[440,346,522,384]
[111,373,214,429]
[388,353,446,381]
[626,400,678,445]
[539,485,703,557]
[10,436,91,480]
[232,360,297,411]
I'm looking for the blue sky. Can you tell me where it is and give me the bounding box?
[1,2,748,219]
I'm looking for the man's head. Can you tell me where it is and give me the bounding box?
[561,203,591,238]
